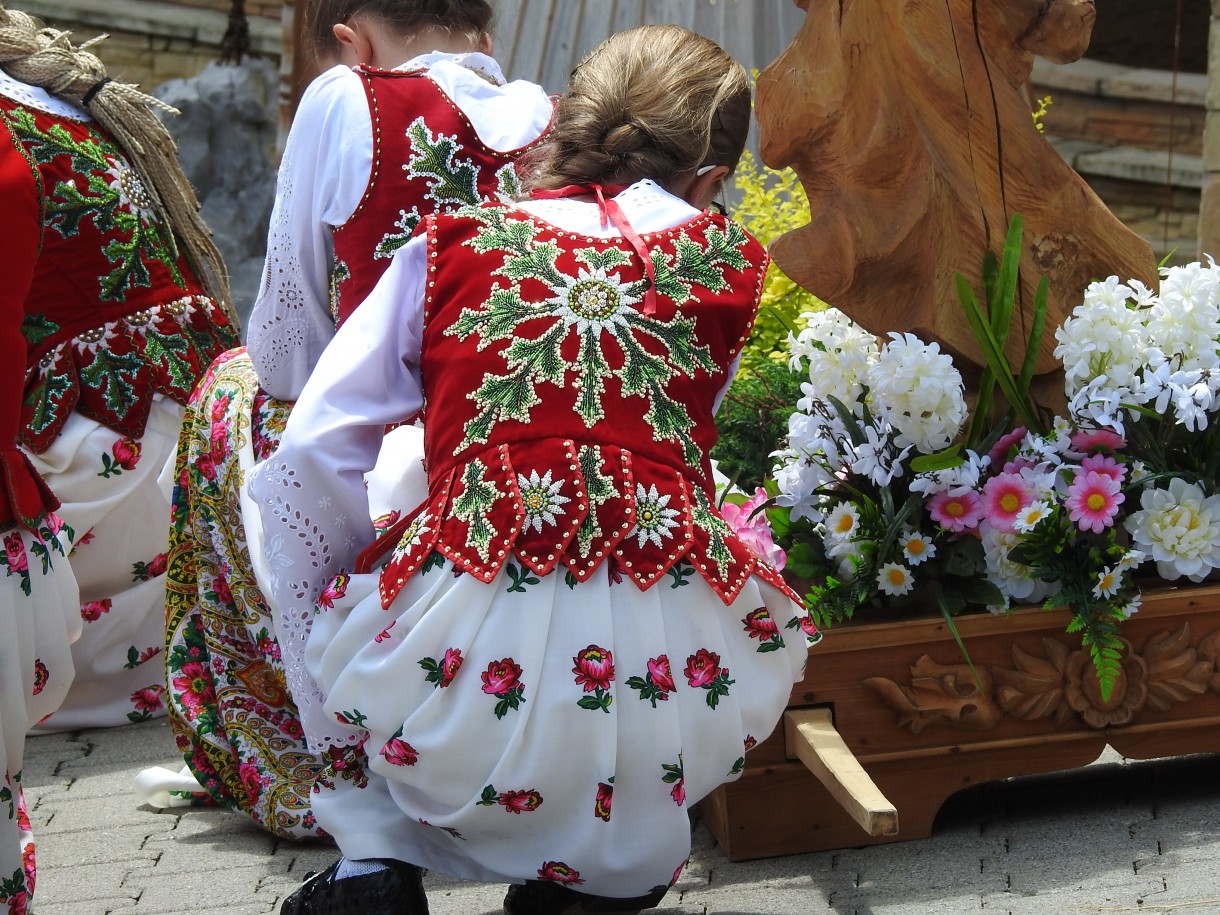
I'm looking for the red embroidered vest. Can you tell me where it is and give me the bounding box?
[328,66,549,326]
[360,204,797,608]
[0,97,238,453]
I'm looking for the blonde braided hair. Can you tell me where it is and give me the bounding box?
[0,3,235,323]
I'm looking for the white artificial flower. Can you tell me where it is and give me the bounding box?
[899,529,936,565]
[1092,566,1120,599]
[849,424,909,487]
[909,450,987,496]
[876,562,914,596]
[864,333,966,453]
[1013,500,1052,533]
[786,308,877,410]
[1054,279,1146,398]
[1125,478,1220,581]
[1117,549,1145,571]
[981,525,1055,603]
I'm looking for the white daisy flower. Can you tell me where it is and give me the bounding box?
[1092,566,1120,599]
[876,562,914,596]
[899,529,936,566]
[1013,500,1052,533]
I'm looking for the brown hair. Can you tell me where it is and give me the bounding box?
[529,24,752,192]
[304,0,494,67]
[0,4,232,319]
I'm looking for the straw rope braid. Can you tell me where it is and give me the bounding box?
[0,5,236,325]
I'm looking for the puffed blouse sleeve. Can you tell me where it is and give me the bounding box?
[249,231,427,619]
[245,66,375,401]
[0,117,59,532]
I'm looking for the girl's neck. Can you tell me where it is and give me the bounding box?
[372,28,485,70]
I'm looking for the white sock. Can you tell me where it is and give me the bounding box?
[334,857,391,879]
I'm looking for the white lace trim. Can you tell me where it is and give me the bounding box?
[0,69,91,120]
[516,180,701,236]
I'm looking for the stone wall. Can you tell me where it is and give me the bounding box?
[17,0,283,89]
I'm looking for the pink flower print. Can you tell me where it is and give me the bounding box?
[281,718,304,740]
[573,645,615,712]
[744,735,757,751]
[662,758,685,806]
[132,552,168,582]
[419,646,462,684]
[172,662,214,712]
[980,472,1034,533]
[32,660,48,696]
[22,839,36,896]
[627,654,673,707]
[684,650,735,709]
[375,621,398,644]
[482,658,522,695]
[498,789,543,814]
[44,513,65,536]
[572,645,614,692]
[112,438,141,470]
[720,488,787,570]
[210,392,231,424]
[927,488,984,532]
[212,575,233,604]
[77,528,96,547]
[684,649,723,689]
[606,554,625,585]
[380,736,419,767]
[239,760,265,803]
[595,782,613,821]
[195,454,217,481]
[481,658,525,718]
[318,572,350,610]
[1065,470,1124,534]
[373,509,401,537]
[4,531,28,573]
[741,607,785,651]
[537,862,584,885]
[671,780,686,805]
[648,655,675,692]
[132,685,165,712]
[15,791,30,831]
[81,598,113,622]
[1070,428,1125,456]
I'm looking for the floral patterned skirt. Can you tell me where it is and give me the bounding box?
[306,555,815,897]
[24,397,184,732]
[0,516,79,915]
[163,349,428,839]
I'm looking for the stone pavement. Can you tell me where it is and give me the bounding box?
[21,718,1220,915]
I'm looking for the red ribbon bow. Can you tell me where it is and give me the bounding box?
[529,184,658,315]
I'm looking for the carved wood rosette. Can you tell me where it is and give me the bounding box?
[865,623,1218,733]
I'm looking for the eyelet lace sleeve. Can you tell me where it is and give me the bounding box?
[249,239,426,746]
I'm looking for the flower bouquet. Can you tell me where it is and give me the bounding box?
[746,217,1220,698]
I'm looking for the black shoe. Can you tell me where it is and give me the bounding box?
[503,880,665,915]
[281,858,429,915]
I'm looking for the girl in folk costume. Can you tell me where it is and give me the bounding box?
[0,4,238,732]
[159,0,552,838]
[253,24,820,915]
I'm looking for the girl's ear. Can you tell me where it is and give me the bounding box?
[332,21,373,66]
[477,32,494,56]
[684,164,730,210]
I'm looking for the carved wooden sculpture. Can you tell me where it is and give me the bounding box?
[756,0,1158,377]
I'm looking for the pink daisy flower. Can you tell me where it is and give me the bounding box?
[927,489,984,532]
[980,473,1034,532]
[1065,470,1124,533]
[987,426,1027,467]
[1070,428,1126,456]
[1080,453,1126,485]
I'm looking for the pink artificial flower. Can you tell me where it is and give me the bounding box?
[1080,453,1127,485]
[720,488,787,570]
[1070,428,1126,455]
[498,789,543,814]
[572,645,615,692]
[927,489,984,532]
[987,426,1027,467]
[980,473,1034,532]
[1065,470,1124,534]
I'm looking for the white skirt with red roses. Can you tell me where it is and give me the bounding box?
[304,555,813,897]
[24,395,184,731]
[0,514,79,913]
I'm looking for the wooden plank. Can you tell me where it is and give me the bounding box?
[538,0,584,94]
[783,708,899,837]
